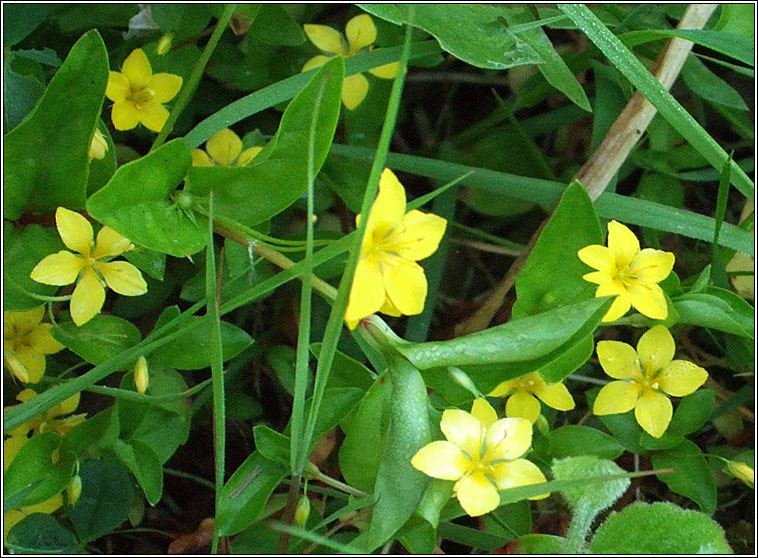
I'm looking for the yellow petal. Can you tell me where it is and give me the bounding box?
[148,72,183,103]
[596,280,631,322]
[111,100,140,131]
[26,324,64,355]
[389,210,447,261]
[13,345,45,383]
[381,253,427,316]
[578,244,616,274]
[607,220,640,268]
[658,360,708,397]
[237,146,263,166]
[191,149,214,167]
[22,492,63,515]
[137,102,170,132]
[5,307,45,332]
[30,251,85,286]
[454,471,501,517]
[378,295,402,317]
[121,48,152,89]
[92,227,133,259]
[597,340,639,379]
[627,282,668,320]
[368,62,399,79]
[490,459,549,499]
[488,379,515,398]
[411,440,470,480]
[634,389,672,438]
[440,409,483,460]
[301,54,330,73]
[636,325,675,374]
[485,417,533,461]
[470,398,499,428]
[345,14,377,53]
[505,390,541,423]
[206,128,243,166]
[105,71,130,102]
[342,72,369,110]
[532,380,575,411]
[344,257,385,326]
[582,270,609,285]
[364,168,407,243]
[70,268,105,326]
[593,381,642,415]
[56,207,93,255]
[52,392,80,416]
[95,261,147,296]
[629,249,675,283]
[303,24,347,55]
[4,434,28,471]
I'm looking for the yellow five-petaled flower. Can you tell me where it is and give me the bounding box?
[105,48,183,132]
[302,14,398,110]
[191,128,262,167]
[30,207,147,327]
[4,307,65,384]
[593,325,708,438]
[578,220,674,322]
[345,168,447,329]
[489,371,575,423]
[411,398,548,517]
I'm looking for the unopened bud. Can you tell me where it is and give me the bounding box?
[448,367,483,399]
[4,350,30,383]
[535,414,550,437]
[68,475,83,505]
[156,33,173,55]
[725,460,754,487]
[88,129,108,160]
[134,356,149,394]
[294,495,311,527]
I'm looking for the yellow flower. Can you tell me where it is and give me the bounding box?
[411,398,548,517]
[30,207,147,326]
[302,14,399,110]
[88,129,108,160]
[593,325,708,438]
[191,128,262,167]
[578,220,674,322]
[345,168,447,329]
[105,48,183,132]
[4,307,65,384]
[489,372,575,424]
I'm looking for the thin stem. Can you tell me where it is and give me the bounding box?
[164,467,216,491]
[307,467,369,499]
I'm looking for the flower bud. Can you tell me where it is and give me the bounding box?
[725,460,754,487]
[134,356,149,394]
[294,495,311,527]
[535,414,550,437]
[68,475,83,505]
[156,33,173,55]
[4,350,30,383]
[88,129,108,160]
[448,367,483,399]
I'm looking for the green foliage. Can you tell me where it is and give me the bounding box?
[53,315,142,366]
[4,223,63,311]
[652,438,717,515]
[6,513,78,554]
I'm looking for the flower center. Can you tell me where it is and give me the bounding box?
[616,266,638,286]
[129,87,155,108]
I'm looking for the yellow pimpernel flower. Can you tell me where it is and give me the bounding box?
[344,168,447,329]
[88,129,108,160]
[593,325,708,438]
[30,207,147,327]
[302,14,399,110]
[4,307,65,384]
[411,398,548,517]
[489,372,575,424]
[105,48,183,132]
[578,220,674,322]
[191,128,262,167]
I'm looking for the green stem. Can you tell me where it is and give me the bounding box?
[306,466,369,499]
[151,4,237,151]
[83,377,213,404]
[164,467,216,490]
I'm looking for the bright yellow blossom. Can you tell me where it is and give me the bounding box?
[30,207,147,326]
[578,220,674,322]
[88,129,108,160]
[191,128,262,167]
[345,168,447,329]
[593,325,708,438]
[105,48,183,132]
[489,371,575,423]
[302,14,398,110]
[411,398,548,517]
[4,307,65,384]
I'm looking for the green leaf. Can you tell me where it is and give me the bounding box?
[359,4,543,69]
[110,438,163,506]
[620,29,754,67]
[714,4,755,38]
[552,456,630,516]
[4,30,109,219]
[4,432,72,509]
[513,181,602,318]
[397,516,437,554]
[500,7,591,111]
[590,502,732,554]
[512,534,566,554]
[311,343,375,392]
[6,513,77,554]
[150,316,253,370]
[60,407,120,458]
[86,139,202,257]
[415,479,454,529]
[3,4,59,46]
[252,425,290,466]
[67,460,134,543]
[52,315,142,366]
[682,55,748,111]
[3,223,63,311]
[667,389,715,436]
[150,4,212,42]
[122,247,167,282]
[186,57,344,227]
[549,425,624,459]
[538,334,595,384]
[3,54,46,130]
[216,451,288,536]
[651,439,717,514]
[673,287,754,338]
[249,4,305,46]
